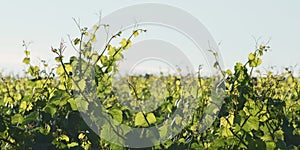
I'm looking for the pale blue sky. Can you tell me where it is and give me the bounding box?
[0,0,299,75]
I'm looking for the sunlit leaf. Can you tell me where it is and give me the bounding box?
[146,113,157,125]
[248,53,255,61]
[23,57,30,65]
[67,142,79,148]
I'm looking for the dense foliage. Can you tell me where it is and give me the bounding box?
[0,24,299,150]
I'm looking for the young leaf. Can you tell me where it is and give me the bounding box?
[59,135,70,142]
[24,50,30,56]
[23,57,30,65]
[74,38,80,45]
[67,142,79,148]
[133,30,139,37]
[248,53,255,61]
[90,33,96,42]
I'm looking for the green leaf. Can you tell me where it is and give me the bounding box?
[26,103,33,111]
[40,124,51,135]
[78,133,85,140]
[108,108,123,123]
[59,99,68,107]
[191,142,203,149]
[244,116,259,131]
[73,79,86,91]
[220,116,234,137]
[287,75,293,84]
[266,142,276,150]
[100,124,125,145]
[19,101,27,112]
[24,50,30,56]
[108,45,116,56]
[175,80,180,86]
[248,53,255,61]
[274,130,284,140]
[214,62,219,68]
[93,25,99,31]
[120,39,132,49]
[162,140,173,149]
[100,55,108,66]
[178,138,185,143]
[190,125,197,131]
[56,65,65,75]
[259,114,269,122]
[23,57,30,65]
[77,80,86,90]
[74,97,89,111]
[226,69,233,75]
[44,124,51,135]
[11,114,24,124]
[159,125,168,138]
[14,93,22,101]
[44,105,57,117]
[167,104,173,113]
[67,142,79,148]
[90,33,96,42]
[257,58,262,66]
[65,64,72,73]
[68,98,78,111]
[74,38,80,45]
[59,135,70,142]
[120,38,127,47]
[175,115,182,125]
[133,30,139,37]
[55,57,62,63]
[134,112,157,127]
[23,112,38,124]
[146,113,157,125]
[91,53,99,63]
[135,112,148,127]
[261,133,273,141]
